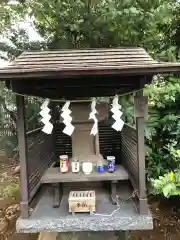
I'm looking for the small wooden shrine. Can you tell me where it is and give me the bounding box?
[0,48,180,233]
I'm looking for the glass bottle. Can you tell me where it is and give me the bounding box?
[107,156,115,173]
[71,157,80,173]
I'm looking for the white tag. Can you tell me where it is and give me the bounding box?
[112,119,124,131]
[41,114,51,125]
[89,100,98,135]
[63,115,72,123]
[92,109,97,115]
[91,100,96,110]
[111,95,121,109]
[89,110,97,118]
[63,124,75,136]
[112,111,123,120]
[112,95,120,106]
[89,112,98,122]
[62,101,70,111]
[90,122,98,135]
[111,106,119,114]
[61,109,71,119]
[90,102,98,115]
[41,99,50,110]
[42,122,53,134]
[40,107,50,117]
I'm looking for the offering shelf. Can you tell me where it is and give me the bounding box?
[41,165,129,183]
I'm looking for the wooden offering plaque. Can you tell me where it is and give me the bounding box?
[68,190,96,215]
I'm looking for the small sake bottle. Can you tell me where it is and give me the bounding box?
[71,157,80,173]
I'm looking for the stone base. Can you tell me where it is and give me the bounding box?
[56,231,129,240]
[17,182,153,233]
[38,231,130,240]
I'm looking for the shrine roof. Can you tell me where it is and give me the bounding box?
[0,47,180,79]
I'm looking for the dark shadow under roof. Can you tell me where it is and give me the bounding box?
[1,48,180,79]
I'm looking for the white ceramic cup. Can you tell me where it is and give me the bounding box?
[82,162,93,174]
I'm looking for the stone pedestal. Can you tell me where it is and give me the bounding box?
[56,231,129,240]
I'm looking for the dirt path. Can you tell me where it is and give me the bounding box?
[0,156,37,240]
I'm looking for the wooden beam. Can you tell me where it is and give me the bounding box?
[12,86,140,99]
[16,95,29,218]
[11,76,143,99]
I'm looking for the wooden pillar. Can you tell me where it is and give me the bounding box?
[16,95,29,218]
[110,180,118,205]
[134,90,148,214]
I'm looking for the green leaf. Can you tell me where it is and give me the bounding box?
[163,183,176,197]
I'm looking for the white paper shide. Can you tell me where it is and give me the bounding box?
[111,95,124,131]
[61,101,75,136]
[40,99,53,134]
[89,100,98,136]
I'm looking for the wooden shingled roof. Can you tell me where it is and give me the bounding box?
[0,47,180,79]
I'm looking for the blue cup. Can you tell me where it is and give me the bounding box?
[97,165,105,173]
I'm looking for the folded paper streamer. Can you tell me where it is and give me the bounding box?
[111,95,124,131]
[89,100,98,135]
[40,99,53,134]
[61,101,75,136]
[42,121,53,134]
